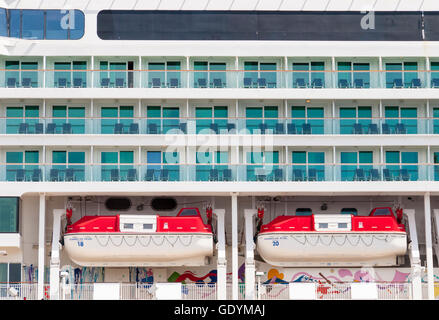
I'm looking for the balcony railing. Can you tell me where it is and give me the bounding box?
[0,282,413,300]
[1,163,437,183]
[1,117,437,135]
[1,69,438,89]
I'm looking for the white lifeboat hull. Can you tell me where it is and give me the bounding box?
[257,232,407,267]
[64,233,213,267]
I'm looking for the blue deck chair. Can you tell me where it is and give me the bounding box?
[73,78,83,88]
[293,169,304,181]
[114,123,124,134]
[16,169,25,182]
[274,168,283,181]
[302,123,312,134]
[223,169,232,181]
[212,78,223,88]
[400,169,410,181]
[127,168,137,181]
[368,123,378,134]
[148,123,158,134]
[129,123,139,134]
[46,123,56,134]
[395,123,406,134]
[110,169,120,181]
[19,123,29,134]
[62,123,72,134]
[308,168,317,181]
[160,169,169,181]
[22,78,32,88]
[431,78,439,88]
[101,78,110,88]
[393,78,403,88]
[312,78,323,88]
[287,123,297,134]
[151,78,162,88]
[58,78,67,88]
[354,168,365,181]
[197,78,207,88]
[275,123,284,134]
[338,79,349,88]
[353,123,363,134]
[411,78,421,88]
[354,78,364,88]
[32,168,42,182]
[295,78,306,88]
[383,168,392,181]
[144,169,155,181]
[7,78,17,88]
[115,78,125,88]
[243,77,253,88]
[50,168,60,181]
[179,123,187,134]
[370,169,380,181]
[35,123,44,134]
[169,78,179,88]
[209,169,219,181]
[65,168,75,181]
[257,78,267,88]
[382,123,391,134]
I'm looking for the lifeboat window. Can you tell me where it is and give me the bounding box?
[340,208,358,216]
[123,223,134,229]
[143,223,153,230]
[178,209,199,217]
[295,208,312,216]
[318,223,328,228]
[105,197,132,211]
[372,208,392,216]
[338,223,348,228]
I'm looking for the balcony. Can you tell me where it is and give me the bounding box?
[0,69,438,89]
[0,164,436,183]
[0,117,436,135]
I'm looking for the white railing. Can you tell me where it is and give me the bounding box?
[0,282,414,300]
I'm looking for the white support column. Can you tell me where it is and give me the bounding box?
[424,193,435,300]
[244,209,257,300]
[37,193,46,300]
[231,193,239,300]
[138,56,142,88]
[332,100,336,134]
[213,209,227,300]
[404,209,423,300]
[49,209,65,300]
[91,56,95,88]
[43,56,46,88]
[379,56,383,88]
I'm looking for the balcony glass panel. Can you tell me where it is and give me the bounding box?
[148,62,165,88]
[385,63,402,88]
[292,63,309,88]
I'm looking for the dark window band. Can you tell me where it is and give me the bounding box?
[97,10,430,41]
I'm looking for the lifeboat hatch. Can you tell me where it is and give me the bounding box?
[314,215,352,232]
[119,215,157,233]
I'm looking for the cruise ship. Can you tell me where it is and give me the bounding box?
[1,0,439,301]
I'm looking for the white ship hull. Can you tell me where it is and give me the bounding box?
[64,233,214,267]
[257,232,407,267]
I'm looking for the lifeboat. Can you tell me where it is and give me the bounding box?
[63,208,213,267]
[256,207,407,267]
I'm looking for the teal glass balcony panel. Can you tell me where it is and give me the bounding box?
[0,164,437,182]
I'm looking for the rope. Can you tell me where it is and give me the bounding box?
[91,234,198,248]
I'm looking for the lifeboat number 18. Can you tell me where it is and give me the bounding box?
[272,240,279,247]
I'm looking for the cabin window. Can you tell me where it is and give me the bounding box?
[372,208,392,216]
[318,223,328,228]
[338,223,348,228]
[105,197,131,211]
[123,223,133,229]
[340,208,358,216]
[0,198,19,233]
[150,197,177,211]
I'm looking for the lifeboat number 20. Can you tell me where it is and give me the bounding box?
[272,240,279,247]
